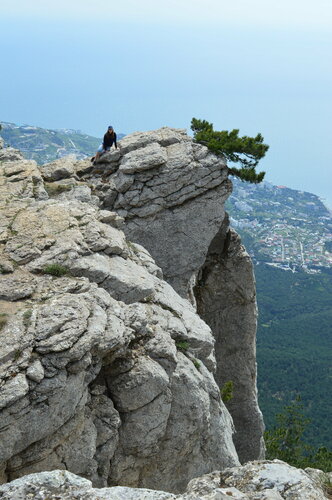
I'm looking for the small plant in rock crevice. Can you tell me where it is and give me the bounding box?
[221,380,234,403]
[192,358,201,371]
[175,340,189,352]
[23,309,33,328]
[43,264,69,277]
[143,293,154,303]
[158,302,182,319]
[126,240,139,255]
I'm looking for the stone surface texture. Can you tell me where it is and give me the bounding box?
[77,127,264,461]
[195,222,265,462]
[0,462,329,499]
[86,128,232,299]
[0,140,239,493]
[40,155,77,181]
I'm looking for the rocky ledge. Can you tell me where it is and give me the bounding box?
[0,461,330,499]
[0,127,265,493]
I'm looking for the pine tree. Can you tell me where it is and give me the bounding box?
[191,118,269,183]
[265,396,332,472]
[265,396,310,466]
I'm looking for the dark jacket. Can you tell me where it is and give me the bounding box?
[103,131,117,149]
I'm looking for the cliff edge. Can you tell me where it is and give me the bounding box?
[80,127,265,462]
[0,127,263,491]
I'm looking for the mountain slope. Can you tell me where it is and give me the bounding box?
[255,264,332,448]
[226,179,331,448]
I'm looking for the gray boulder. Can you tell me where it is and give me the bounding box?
[40,155,77,181]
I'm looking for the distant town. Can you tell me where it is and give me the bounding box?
[227,178,332,273]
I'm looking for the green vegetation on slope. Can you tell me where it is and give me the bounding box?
[255,264,332,448]
[228,179,331,450]
[265,396,332,472]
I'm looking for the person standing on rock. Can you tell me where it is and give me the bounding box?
[92,125,118,164]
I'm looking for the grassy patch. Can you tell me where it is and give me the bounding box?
[175,340,189,352]
[221,380,234,403]
[43,264,69,277]
[192,358,201,371]
[23,309,33,328]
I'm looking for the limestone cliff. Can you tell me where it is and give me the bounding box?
[0,128,263,492]
[79,128,265,462]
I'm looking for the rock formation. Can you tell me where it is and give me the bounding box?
[0,461,329,499]
[78,128,265,461]
[0,127,264,492]
[88,128,231,299]
[0,136,238,492]
[195,224,264,462]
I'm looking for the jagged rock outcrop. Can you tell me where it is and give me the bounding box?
[85,128,232,300]
[0,148,239,492]
[75,127,264,461]
[0,126,266,491]
[195,223,265,462]
[0,461,329,499]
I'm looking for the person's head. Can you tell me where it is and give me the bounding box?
[107,125,114,134]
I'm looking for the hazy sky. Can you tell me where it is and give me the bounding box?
[1,0,331,207]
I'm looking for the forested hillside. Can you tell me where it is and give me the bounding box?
[227,179,332,449]
[255,264,332,448]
